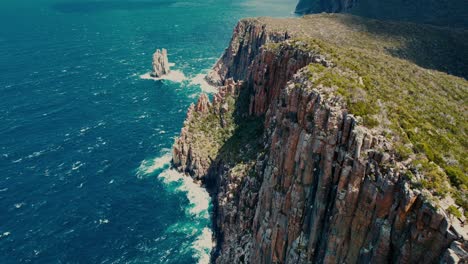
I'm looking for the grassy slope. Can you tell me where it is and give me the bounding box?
[348,0,468,29]
[185,88,264,177]
[185,14,466,215]
[260,14,467,214]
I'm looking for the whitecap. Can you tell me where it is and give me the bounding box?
[27,150,46,159]
[14,202,25,209]
[137,151,210,216]
[158,169,210,217]
[189,73,218,94]
[158,169,213,263]
[72,161,84,171]
[80,126,90,133]
[138,151,213,263]
[99,219,109,224]
[12,158,23,163]
[140,70,186,83]
[136,151,172,177]
[0,232,10,238]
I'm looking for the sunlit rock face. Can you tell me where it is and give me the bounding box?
[151,48,170,77]
[173,15,467,264]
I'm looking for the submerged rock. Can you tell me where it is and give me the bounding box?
[151,48,170,77]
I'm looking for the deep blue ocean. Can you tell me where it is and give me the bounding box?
[0,0,294,263]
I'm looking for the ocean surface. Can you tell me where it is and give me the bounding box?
[0,0,295,263]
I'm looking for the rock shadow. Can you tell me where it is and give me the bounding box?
[336,14,468,79]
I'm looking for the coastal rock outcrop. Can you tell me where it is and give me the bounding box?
[151,48,170,77]
[173,15,468,263]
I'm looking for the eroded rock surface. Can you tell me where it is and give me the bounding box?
[173,16,467,263]
[151,48,170,77]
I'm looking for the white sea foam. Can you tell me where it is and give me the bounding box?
[158,168,213,263]
[136,151,172,178]
[71,161,84,171]
[138,152,213,263]
[0,232,10,238]
[158,169,210,216]
[189,73,218,94]
[27,150,46,159]
[140,70,186,83]
[192,228,214,264]
[99,219,109,224]
[14,202,25,209]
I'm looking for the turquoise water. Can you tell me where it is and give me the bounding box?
[0,0,294,263]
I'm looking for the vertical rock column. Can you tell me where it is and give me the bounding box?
[151,48,170,77]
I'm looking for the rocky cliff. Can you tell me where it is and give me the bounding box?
[172,14,468,263]
[295,0,468,29]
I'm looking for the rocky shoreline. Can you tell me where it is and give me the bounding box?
[172,15,467,263]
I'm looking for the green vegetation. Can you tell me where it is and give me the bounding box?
[184,84,264,178]
[261,14,467,213]
[184,14,466,216]
[186,96,237,161]
[447,205,462,219]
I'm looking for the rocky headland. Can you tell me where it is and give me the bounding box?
[172,14,468,263]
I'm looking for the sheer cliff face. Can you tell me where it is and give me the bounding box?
[173,17,467,263]
[295,0,468,29]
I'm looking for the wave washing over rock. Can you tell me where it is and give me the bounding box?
[172,14,468,263]
[189,73,218,94]
[140,70,186,83]
[137,151,213,264]
[140,48,187,82]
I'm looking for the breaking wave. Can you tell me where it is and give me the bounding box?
[189,73,218,94]
[140,70,186,83]
[137,151,213,263]
[136,150,172,178]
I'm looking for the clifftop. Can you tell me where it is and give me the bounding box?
[173,14,467,263]
[242,14,468,78]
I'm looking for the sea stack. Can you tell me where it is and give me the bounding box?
[151,48,170,77]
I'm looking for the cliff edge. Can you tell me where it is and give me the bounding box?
[173,14,468,263]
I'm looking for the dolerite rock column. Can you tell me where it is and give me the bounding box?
[151,48,170,77]
[173,18,468,263]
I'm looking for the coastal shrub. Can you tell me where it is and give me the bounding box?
[447,205,462,219]
[287,19,467,207]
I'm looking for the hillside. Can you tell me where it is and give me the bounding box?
[295,0,468,29]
